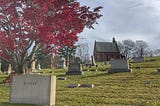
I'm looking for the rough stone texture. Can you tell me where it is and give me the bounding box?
[66,63,83,75]
[10,75,56,106]
[108,59,131,74]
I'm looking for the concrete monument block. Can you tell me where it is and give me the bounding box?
[108,59,131,74]
[10,75,56,106]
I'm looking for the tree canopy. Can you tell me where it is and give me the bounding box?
[0,0,102,73]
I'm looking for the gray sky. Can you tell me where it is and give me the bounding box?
[77,0,160,55]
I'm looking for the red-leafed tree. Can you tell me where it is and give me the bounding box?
[0,0,102,73]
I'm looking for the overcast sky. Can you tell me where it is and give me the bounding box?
[77,0,160,55]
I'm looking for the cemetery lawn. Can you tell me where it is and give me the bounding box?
[0,57,160,106]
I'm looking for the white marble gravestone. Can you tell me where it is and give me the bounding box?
[8,64,12,74]
[10,74,56,106]
[108,59,131,73]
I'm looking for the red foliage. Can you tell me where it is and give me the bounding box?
[0,0,102,62]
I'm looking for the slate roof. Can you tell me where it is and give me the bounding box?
[95,42,119,52]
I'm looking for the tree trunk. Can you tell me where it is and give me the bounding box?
[16,64,25,74]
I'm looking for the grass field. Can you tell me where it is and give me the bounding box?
[0,57,160,106]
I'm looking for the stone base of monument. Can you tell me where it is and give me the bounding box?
[108,69,132,74]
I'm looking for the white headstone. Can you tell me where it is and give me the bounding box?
[31,61,36,72]
[8,64,12,74]
[10,75,56,106]
[37,64,41,70]
[108,59,131,73]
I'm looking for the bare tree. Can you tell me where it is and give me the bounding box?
[75,43,90,62]
[144,48,153,57]
[154,49,160,56]
[118,40,135,59]
[133,40,149,57]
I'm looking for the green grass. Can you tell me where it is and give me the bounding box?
[1,57,160,106]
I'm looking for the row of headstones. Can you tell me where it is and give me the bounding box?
[66,58,132,75]
[0,61,41,74]
[56,56,96,69]
[1,58,134,75]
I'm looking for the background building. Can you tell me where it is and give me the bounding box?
[93,38,120,62]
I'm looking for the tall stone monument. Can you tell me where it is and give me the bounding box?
[91,56,96,66]
[10,75,56,106]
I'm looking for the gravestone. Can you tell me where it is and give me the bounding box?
[66,57,83,75]
[8,64,12,74]
[91,56,96,66]
[108,59,131,74]
[10,75,56,106]
[37,64,41,70]
[56,59,66,69]
[133,57,144,62]
[66,63,83,75]
[84,60,91,67]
